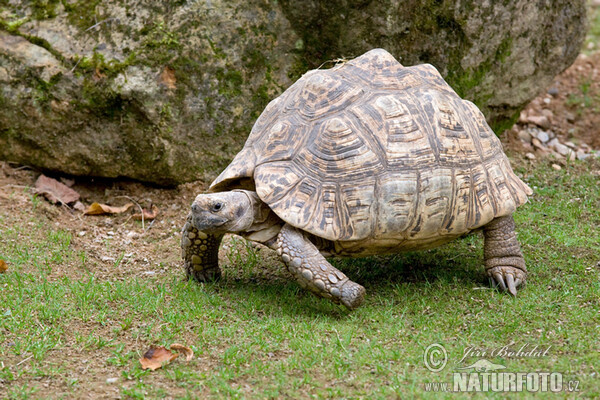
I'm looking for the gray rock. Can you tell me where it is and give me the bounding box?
[0,0,587,184]
[553,142,571,156]
[518,130,532,143]
[547,87,559,96]
[576,150,589,160]
[536,130,550,143]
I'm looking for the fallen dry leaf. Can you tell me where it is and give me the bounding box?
[160,66,176,89]
[133,205,159,220]
[34,175,80,204]
[84,202,134,215]
[170,343,194,361]
[139,346,178,371]
[0,259,7,273]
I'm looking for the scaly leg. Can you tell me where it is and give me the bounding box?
[181,213,223,282]
[276,224,365,310]
[483,215,527,296]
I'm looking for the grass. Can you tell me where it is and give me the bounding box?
[1,159,599,399]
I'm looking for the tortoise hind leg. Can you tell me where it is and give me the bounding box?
[276,224,366,310]
[181,213,224,282]
[483,215,527,296]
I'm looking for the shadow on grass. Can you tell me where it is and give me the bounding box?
[185,232,495,317]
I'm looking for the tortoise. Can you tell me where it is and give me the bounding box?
[181,48,532,310]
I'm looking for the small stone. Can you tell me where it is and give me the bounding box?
[541,109,553,118]
[196,231,208,239]
[106,377,118,384]
[107,231,115,236]
[527,116,550,131]
[553,142,570,156]
[565,141,577,149]
[301,269,313,280]
[517,130,532,143]
[547,87,559,96]
[518,110,529,124]
[531,138,544,149]
[543,97,551,104]
[328,274,338,284]
[282,254,291,263]
[565,113,576,123]
[101,256,115,262]
[525,152,536,160]
[291,257,302,268]
[73,201,86,212]
[191,255,202,265]
[314,279,325,291]
[577,150,590,160]
[127,231,139,239]
[78,231,86,237]
[188,232,196,239]
[551,164,562,171]
[535,130,550,143]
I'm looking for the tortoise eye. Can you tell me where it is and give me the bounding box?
[211,202,223,212]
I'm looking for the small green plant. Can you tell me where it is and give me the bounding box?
[565,76,600,114]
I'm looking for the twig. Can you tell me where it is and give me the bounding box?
[85,18,115,32]
[119,214,133,226]
[317,57,350,70]
[69,57,82,74]
[16,355,33,367]
[2,184,30,189]
[144,219,155,233]
[117,196,144,230]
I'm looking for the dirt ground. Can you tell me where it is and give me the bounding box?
[505,51,600,152]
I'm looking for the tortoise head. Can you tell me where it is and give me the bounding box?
[190,190,255,234]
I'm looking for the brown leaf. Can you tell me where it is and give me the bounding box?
[94,67,106,80]
[139,346,178,371]
[160,66,176,89]
[0,259,7,273]
[133,205,159,220]
[84,202,134,215]
[170,343,194,361]
[34,175,80,205]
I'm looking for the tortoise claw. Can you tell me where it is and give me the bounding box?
[505,273,517,296]
[493,272,507,291]
[488,266,526,295]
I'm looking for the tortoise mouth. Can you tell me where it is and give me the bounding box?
[191,214,228,232]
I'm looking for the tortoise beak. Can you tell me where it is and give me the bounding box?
[191,203,228,231]
[191,213,228,231]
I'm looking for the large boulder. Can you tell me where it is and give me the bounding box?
[0,1,586,185]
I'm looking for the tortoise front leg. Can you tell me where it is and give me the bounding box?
[483,215,527,296]
[181,214,224,282]
[276,224,366,310]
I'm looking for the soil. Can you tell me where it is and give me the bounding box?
[505,52,600,152]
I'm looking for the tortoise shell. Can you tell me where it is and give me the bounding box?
[210,49,532,243]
